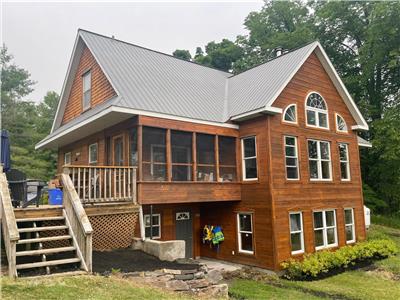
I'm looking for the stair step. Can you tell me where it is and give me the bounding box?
[17,235,72,244]
[16,246,76,257]
[18,225,68,233]
[16,216,64,222]
[16,258,81,270]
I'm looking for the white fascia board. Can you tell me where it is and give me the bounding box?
[358,141,372,148]
[351,125,369,131]
[230,106,282,122]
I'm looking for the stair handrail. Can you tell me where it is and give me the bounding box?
[60,170,93,272]
[0,168,19,278]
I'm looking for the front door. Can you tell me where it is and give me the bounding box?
[175,211,193,258]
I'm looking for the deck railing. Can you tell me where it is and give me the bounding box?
[63,165,137,204]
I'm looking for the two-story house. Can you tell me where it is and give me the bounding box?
[36,29,371,271]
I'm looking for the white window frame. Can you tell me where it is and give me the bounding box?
[64,152,71,165]
[282,104,297,124]
[335,113,348,133]
[339,143,350,181]
[88,143,98,164]
[284,136,300,180]
[308,139,332,181]
[313,209,338,250]
[82,71,92,111]
[144,214,161,239]
[305,92,329,129]
[237,212,254,254]
[344,208,356,244]
[289,212,304,254]
[241,136,258,181]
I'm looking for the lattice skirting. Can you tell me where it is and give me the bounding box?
[89,212,139,250]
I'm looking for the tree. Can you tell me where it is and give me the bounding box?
[172,49,192,61]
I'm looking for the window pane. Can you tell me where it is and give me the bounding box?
[89,145,97,163]
[318,112,328,128]
[314,229,324,247]
[240,233,253,252]
[219,136,236,166]
[152,215,160,226]
[219,167,236,182]
[325,211,335,226]
[291,233,302,252]
[320,142,330,159]
[307,110,316,125]
[284,105,296,122]
[171,131,192,163]
[285,146,295,157]
[321,161,331,179]
[287,167,298,179]
[144,215,150,226]
[83,91,91,108]
[309,160,318,179]
[243,138,256,158]
[341,162,349,179]
[339,144,348,161]
[130,128,138,166]
[308,141,318,158]
[286,157,297,167]
[285,136,295,146]
[172,165,192,181]
[314,212,323,228]
[142,163,166,181]
[197,134,215,164]
[197,166,216,182]
[346,225,354,241]
[114,138,124,166]
[345,210,353,225]
[290,214,301,232]
[244,158,257,179]
[142,127,166,163]
[239,214,252,232]
[83,72,91,92]
[327,228,336,245]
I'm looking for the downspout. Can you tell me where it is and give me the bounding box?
[138,205,145,241]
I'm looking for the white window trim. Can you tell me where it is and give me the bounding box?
[284,136,300,180]
[241,136,258,181]
[282,104,297,124]
[82,71,92,111]
[305,92,329,130]
[344,208,356,244]
[313,209,338,250]
[308,139,332,181]
[144,213,161,239]
[88,143,98,164]
[339,143,351,181]
[237,212,254,255]
[64,152,71,165]
[335,113,348,133]
[289,212,304,255]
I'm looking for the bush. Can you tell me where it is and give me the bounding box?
[281,239,398,280]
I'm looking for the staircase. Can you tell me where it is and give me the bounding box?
[14,212,86,276]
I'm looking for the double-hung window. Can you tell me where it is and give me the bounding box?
[339,143,350,181]
[284,136,299,180]
[237,213,254,254]
[241,136,257,180]
[82,71,91,110]
[308,140,332,180]
[64,152,71,165]
[144,214,161,239]
[344,208,355,243]
[313,210,337,250]
[88,143,98,164]
[289,212,304,254]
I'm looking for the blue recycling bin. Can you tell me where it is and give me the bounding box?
[48,188,63,205]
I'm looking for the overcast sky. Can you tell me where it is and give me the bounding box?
[2,1,263,102]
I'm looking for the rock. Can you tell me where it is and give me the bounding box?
[166,280,190,291]
[162,268,181,275]
[174,273,194,280]
[199,264,208,273]
[194,271,205,279]
[156,274,174,282]
[181,269,198,275]
[205,269,223,284]
[197,284,229,299]
[123,271,144,278]
[187,279,210,289]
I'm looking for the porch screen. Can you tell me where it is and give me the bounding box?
[218,136,237,182]
[171,130,192,181]
[196,133,215,182]
[142,127,167,181]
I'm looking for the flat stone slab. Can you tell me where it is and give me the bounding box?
[174,273,194,281]
[166,279,189,291]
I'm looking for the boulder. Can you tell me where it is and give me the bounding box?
[187,279,210,289]
[205,269,223,284]
[162,268,181,275]
[197,284,229,299]
[194,271,205,279]
[166,280,190,291]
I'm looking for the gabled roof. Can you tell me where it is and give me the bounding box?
[40,29,368,149]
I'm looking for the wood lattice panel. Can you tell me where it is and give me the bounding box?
[89,212,138,250]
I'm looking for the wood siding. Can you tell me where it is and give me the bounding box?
[62,45,116,125]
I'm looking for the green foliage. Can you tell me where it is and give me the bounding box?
[372,214,400,230]
[281,239,398,280]
[363,184,388,212]
[172,49,191,61]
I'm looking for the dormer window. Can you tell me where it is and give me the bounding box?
[336,113,348,133]
[306,92,328,129]
[82,71,92,111]
[283,104,297,124]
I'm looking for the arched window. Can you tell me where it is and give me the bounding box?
[283,104,297,124]
[336,113,348,132]
[306,92,328,129]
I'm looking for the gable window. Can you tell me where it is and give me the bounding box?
[289,212,304,254]
[64,152,72,165]
[88,143,98,164]
[306,92,328,129]
[344,208,355,243]
[237,213,254,254]
[314,210,337,250]
[336,114,348,132]
[308,140,332,180]
[339,143,350,181]
[82,71,92,111]
[284,136,299,180]
[241,136,257,180]
[283,104,297,124]
[144,214,161,239]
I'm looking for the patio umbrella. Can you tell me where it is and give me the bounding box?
[1,130,11,172]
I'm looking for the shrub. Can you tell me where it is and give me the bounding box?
[281,239,398,280]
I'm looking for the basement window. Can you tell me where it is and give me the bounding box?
[344,208,355,243]
[314,210,337,250]
[237,213,254,254]
[144,214,161,239]
[82,71,92,111]
[289,212,304,254]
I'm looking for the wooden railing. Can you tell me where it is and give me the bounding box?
[0,168,19,278]
[63,166,137,204]
[60,172,93,272]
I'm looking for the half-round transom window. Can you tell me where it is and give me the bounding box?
[306,92,328,128]
[336,114,348,132]
[283,104,297,123]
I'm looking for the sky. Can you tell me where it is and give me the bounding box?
[2,1,264,102]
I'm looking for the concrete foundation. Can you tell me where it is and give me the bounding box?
[133,238,185,261]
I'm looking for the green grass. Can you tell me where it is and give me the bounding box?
[372,214,400,229]
[0,275,191,300]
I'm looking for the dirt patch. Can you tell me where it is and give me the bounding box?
[92,249,199,274]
